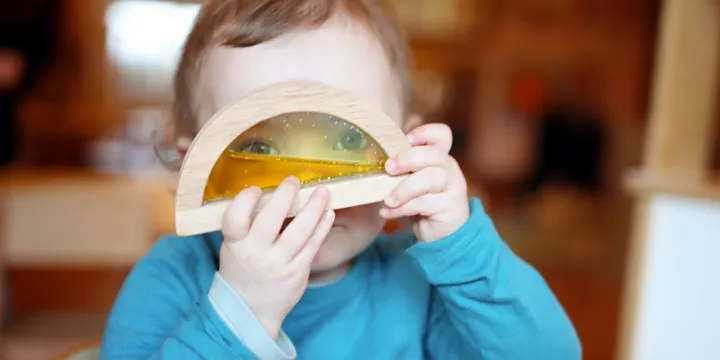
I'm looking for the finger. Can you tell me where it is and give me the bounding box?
[385,146,446,175]
[406,123,452,154]
[275,187,330,260]
[248,177,300,243]
[385,167,448,208]
[221,186,263,242]
[379,193,443,219]
[292,209,335,267]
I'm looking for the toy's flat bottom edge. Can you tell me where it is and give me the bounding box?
[175,174,406,237]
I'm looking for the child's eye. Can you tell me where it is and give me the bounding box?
[334,130,369,151]
[234,141,280,155]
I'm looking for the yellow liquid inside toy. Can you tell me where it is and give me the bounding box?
[204,152,386,202]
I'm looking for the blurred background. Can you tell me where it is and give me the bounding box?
[0,0,718,359]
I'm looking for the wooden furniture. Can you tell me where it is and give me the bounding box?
[0,170,164,266]
[0,169,176,357]
[617,1,720,359]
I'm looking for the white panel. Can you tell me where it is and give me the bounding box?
[2,179,157,266]
[631,195,720,360]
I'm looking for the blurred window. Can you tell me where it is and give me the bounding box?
[105,0,201,101]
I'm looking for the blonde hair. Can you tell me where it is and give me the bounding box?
[172,0,413,143]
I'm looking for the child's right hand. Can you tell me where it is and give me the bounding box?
[219,177,334,340]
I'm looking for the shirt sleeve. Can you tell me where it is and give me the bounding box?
[406,198,582,360]
[100,238,266,359]
[209,273,296,360]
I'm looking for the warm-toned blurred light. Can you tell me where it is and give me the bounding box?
[105,0,200,100]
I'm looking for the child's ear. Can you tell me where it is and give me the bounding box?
[403,113,424,133]
[153,135,191,171]
[175,136,192,158]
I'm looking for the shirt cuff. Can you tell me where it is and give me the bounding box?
[208,273,296,360]
[405,197,502,285]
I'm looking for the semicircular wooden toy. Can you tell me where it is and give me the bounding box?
[175,81,411,236]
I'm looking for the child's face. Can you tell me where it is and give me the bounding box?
[196,16,405,273]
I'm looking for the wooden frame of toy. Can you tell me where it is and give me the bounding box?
[175,81,410,236]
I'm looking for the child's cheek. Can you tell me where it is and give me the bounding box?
[309,239,332,268]
[310,232,352,271]
[310,251,325,269]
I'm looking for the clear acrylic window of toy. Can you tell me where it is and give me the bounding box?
[204,112,389,203]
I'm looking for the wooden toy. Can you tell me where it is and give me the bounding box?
[175,81,410,236]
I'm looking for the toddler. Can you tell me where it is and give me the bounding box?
[101,1,581,359]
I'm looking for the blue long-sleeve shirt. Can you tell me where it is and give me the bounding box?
[100,198,581,359]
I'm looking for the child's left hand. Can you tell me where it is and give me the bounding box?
[381,123,470,243]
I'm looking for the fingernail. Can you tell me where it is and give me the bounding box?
[244,186,262,195]
[284,176,300,186]
[379,208,389,217]
[325,209,335,219]
[385,195,397,207]
[407,134,415,144]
